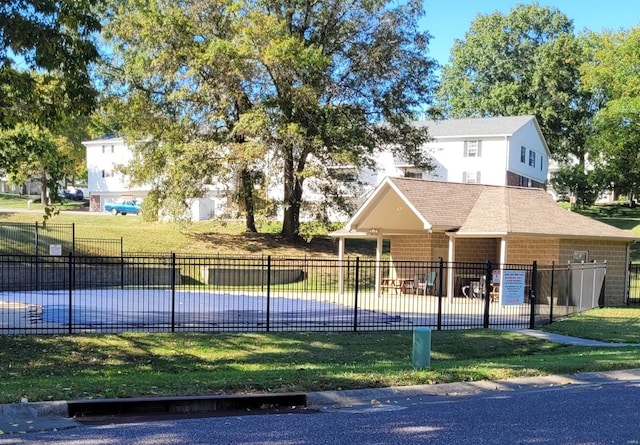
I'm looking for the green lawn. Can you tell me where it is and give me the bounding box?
[0,193,379,256]
[576,204,640,261]
[1,307,639,404]
[2,195,640,404]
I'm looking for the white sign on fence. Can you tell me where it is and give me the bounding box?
[502,270,526,306]
[49,244,62,256]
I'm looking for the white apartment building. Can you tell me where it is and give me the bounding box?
[83,116,550,222]
[82,135,225,220]
[377,115,550,188]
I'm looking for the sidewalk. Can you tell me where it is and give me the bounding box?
[1,330,639,435]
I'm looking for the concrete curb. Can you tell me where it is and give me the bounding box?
[0,401,67,419]
[307,368,640,409]
[2,368,640,434]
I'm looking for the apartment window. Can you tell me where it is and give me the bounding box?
[404,170,422,179]
[464,140,481,157]
[101,170,112,178]
[520,146,526,163]
[463,171,481,184]
[529,150,536,168]
[111,145,115,153]
[101,145,106,154]
[334,171,356,182]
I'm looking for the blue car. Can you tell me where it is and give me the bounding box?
[105,200,141,215]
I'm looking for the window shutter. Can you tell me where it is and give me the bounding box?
[463,171,468,182]
[463,141,468,157]
[477,141,482,157]
[477,171,481,183]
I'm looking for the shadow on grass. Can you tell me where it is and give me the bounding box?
[0,330,569,402]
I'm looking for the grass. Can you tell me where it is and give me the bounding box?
[540,307,640,343]
[0,193,385,257]
[2,195,640,404]
[1,308,639,404]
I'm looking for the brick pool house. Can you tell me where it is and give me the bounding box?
[331,177,638,305]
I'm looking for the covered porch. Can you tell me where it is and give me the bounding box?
[331,177,637,305]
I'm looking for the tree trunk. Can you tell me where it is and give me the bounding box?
[40,170,48,207]
[281,150,303,241]
[241,167,257,233]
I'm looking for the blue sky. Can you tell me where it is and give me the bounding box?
[421,0,640,67]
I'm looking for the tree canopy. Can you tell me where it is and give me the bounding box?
[101,0,437,238]
[0,0,102,202]
[436,3,594,163]
[0,0,101,126]
[581,28,640,202]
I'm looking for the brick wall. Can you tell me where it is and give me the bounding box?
[505,237,560,264]
[559,240,629,305]
[387,233,630,306]
[506,171,545,188]
[455,238,499,263]
[389,233,448,261]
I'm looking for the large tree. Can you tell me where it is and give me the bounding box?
[436,3,595,165]
[0,0,102,201]
[0,0,101,125]
[581,27,640,202]
[101,0,437,239]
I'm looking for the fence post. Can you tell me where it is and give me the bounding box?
[120,242,125,290]
[266,255,271,332]
[72,223,76,254]
[437,258,444,330]
[628,262,632,306]
[483,260,492,329]
[171,252,176,332]
[68,252,74,335]
[353,257,359,332]
[35,222,39,290]
[529,261,537,329]
[549,262,555,324]
[34,221,39,256]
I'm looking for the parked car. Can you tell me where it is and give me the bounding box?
[105,200,141,215]
[62,187,84,200]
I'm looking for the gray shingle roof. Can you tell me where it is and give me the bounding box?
[384,177,637,241]
[414,115,536,138]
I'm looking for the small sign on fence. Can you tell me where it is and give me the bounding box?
[49,244,62,256]
[502,270,526,306]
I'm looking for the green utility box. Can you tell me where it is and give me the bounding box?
[412,327,431,368]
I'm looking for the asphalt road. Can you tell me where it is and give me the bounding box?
[2,378,638,444]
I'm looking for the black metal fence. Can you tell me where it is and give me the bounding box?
[628,263,640,305]
[0,222,75,255]
[0,222,123,257]
[0,254,606,335]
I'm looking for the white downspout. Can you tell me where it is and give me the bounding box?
[338,237,345,295]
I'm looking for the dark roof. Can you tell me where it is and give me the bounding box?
[341,177,638,242]
[414,115,536,138]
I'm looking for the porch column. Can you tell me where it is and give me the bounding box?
[447,235,456,301]
[499,237,507,265]
[338,237,345,295]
